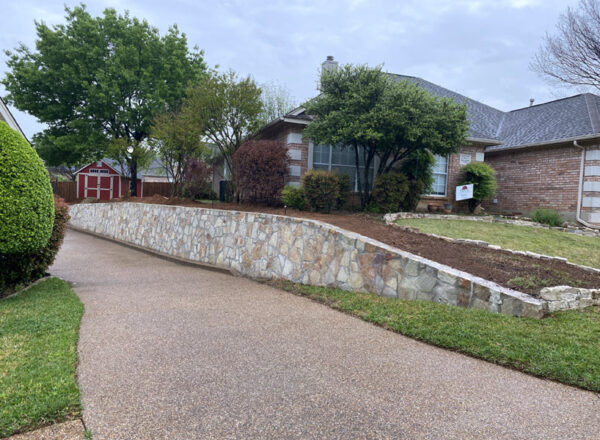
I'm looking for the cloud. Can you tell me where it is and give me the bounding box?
[0,0,583,138]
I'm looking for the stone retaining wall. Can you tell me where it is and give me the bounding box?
[69,202,545,318]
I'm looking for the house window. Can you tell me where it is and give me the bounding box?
[430,155,448,196]
[312,144,374,191]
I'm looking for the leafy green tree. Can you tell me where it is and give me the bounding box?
[2,5,206,195]
[459,162,497,213]
[150,103,208,197]
[304,64,468,207]
[185,70,263,185]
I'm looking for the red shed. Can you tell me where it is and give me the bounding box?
[75,160,142,200]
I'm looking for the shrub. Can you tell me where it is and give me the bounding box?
[281,185,305,210]
[459,162,497,213]
[335,173,351,210]
[182,158,213,200]
[0,121,54,254]
[302,170,339,213]
[233,140,289,204]
[372,173,410,213]
[531,208,564,227]
[400,150,435,211]
[1,196,69,293]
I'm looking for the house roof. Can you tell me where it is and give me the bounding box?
[0,97,28,141]
[267,71,600,152]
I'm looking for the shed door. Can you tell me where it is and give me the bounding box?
[86,175,98,198]
[99,176,112,200]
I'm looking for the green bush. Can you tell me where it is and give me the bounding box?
[302,170,339,213]
[400,150,434,211]
[1,196,69,294]
[530,208,564,227]
[281,185,305,210]
[335,173,351,210]
[372,172,410,213]
[0,122,54,254]
[459,162,497,213]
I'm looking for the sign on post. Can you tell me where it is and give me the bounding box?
[455,184,474,201]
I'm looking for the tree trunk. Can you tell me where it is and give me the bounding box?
[130,158,138,197]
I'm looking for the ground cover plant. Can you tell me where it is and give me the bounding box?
[0,278,84,437]
[395,218,600,269]
[275,281,600,392]
[530,208,564,227]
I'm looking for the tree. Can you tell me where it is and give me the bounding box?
[258,81,296,125]
[532,0,600,92]
[150,103,208,197]
[2,5,206,196]
[185,70,263,186]
[304,64,468,208]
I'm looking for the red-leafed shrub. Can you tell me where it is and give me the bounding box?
[233,140,289,204]
[183,158,214,200]
[0,195,70,295]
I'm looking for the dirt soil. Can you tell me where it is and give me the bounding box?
[84,195,600,296]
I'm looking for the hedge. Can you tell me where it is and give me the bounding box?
[0,121,54,254]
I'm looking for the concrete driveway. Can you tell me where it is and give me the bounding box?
[51,230,600,439]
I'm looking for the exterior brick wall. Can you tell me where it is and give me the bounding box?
[419,144,487,212]
[260,123,310,185]
[483,144,582,218]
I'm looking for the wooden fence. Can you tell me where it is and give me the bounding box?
[52,180,173,202]
[142,182,172,197]
[53,181,77,203]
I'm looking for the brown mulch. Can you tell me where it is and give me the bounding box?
[84,195,600,296]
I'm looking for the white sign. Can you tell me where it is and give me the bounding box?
[460,153,472,166]
[456,184,474,201]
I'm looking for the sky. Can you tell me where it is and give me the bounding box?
[1,0,581,139]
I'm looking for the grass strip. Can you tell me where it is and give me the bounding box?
[0,278,84,438]
[396,218,600,269]
[276,281,600,392]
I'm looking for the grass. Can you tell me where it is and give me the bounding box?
[396,218,600,268]
[0,278,84,438]
[276,281,600,392]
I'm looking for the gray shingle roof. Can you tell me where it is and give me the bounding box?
[390,74,505,141]
[488,93,600,150]
[284,72,600,152]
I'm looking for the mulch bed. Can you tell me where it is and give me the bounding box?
[84,195,600,296]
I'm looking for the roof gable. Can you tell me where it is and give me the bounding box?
[0,98,28,141]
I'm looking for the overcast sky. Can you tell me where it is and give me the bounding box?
[1,0,581,138]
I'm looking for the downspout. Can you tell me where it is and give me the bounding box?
[574,140,599,229]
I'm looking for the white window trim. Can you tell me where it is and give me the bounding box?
[428,155,448,197]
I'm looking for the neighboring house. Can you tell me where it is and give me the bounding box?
[258,56,600,225]
[0,97,28,141]
[74,158,171,200]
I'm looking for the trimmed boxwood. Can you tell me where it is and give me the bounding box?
[372,172,410,213]
[0,122,54,254]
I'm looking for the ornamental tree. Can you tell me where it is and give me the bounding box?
[2,5,207,195]
[304,64,468,207]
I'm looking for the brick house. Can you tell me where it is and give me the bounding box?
[258,57,600,226]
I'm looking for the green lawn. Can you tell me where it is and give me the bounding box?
[278,282,600,392]
[396,218,600,268]
[0,278,84,438]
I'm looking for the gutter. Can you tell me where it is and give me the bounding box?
[573,140,599,229]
